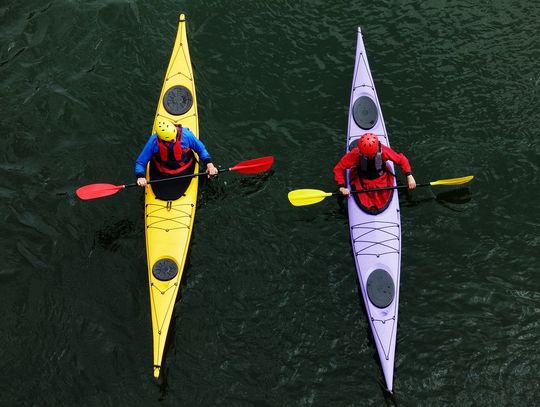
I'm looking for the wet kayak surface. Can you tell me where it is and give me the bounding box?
[1,2,539,405]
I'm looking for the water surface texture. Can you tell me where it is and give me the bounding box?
[1,1,539,406]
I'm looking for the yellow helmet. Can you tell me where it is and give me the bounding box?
[155,118,177,142]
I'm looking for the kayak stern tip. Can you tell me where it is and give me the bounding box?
[383,371,394,395]
[153,366,161,379]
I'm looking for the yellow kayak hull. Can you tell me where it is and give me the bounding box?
[145,13,199,379]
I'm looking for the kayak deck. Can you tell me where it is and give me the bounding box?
[346,27,402,392]
[145,13,199,380]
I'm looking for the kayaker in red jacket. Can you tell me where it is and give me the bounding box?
[333,133,416,209]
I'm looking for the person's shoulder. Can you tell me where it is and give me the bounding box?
[145,133,158,147]
[345,147,359,156]
[182,127,195,136]
[381,144,395,153]
[182,128,199,142]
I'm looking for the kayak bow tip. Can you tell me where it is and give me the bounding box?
[153,366,161,379]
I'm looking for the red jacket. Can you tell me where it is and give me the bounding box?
[333,145,412,186]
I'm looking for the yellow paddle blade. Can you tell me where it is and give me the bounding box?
[430,175,474,186]
[288,189,333,206]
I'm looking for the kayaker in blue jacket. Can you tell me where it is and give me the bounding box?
[135,118,218,187]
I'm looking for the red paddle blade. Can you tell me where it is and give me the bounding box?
[229,156,274,174]
[76,183,125,200]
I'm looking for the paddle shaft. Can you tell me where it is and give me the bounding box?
[125,167,230,188]
[338,182,431,195]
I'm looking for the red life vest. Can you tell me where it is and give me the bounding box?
[152,125,194,174]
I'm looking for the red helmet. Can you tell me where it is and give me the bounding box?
[358,133,380,157]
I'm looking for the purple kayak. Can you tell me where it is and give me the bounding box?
[346,28,401,392]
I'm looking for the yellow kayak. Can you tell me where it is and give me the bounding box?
[145,13,199,379]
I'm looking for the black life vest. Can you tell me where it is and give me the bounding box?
[152,125,194,175]
[357,144,385,180]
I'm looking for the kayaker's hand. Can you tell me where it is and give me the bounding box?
[206,163,218,178]
[339,187,350,196]
[137,177,148,187]
[407,174,416,190]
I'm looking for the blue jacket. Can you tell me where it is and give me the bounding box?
[135,127,212,178]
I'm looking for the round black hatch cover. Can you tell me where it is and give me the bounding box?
[163,85,193,116]
[152,258,178,281]
[366,269,395,308]
[352,96,378,130]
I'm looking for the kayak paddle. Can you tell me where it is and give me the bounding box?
[76,156,274,201]
[288,175,474,207]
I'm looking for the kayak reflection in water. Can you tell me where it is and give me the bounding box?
[333,133,416,212]
[134,117,218,188]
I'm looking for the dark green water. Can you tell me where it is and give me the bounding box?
[1,1,539,406]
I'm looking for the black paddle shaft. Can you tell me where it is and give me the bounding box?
[335,182,430,195]
[125,167,229,188]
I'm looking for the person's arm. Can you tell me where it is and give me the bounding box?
[382,145,416,189]
[135,135,157,186]
[183,128,218,176]
[333,149,359,196]
[183,128,211,162]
